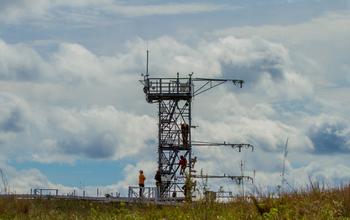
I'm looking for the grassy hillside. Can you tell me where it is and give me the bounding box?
[1,183,350,219]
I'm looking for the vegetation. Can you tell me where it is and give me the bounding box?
[0,182,350,219]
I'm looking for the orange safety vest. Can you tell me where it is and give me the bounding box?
[139,174,146,185]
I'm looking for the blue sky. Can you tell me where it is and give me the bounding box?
[1,0,350,196]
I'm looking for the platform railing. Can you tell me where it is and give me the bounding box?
[128,186,158,202]
[146,78,190,95]
[217,191,233,198]
[34,189,58,197]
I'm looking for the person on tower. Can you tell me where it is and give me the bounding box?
[139,170,146,197]
[181,122,189,145]
[182,178,189,200]
[154,170,162,196]
[178,155,187,175]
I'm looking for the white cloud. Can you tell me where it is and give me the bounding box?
[0,0,50,23]
[0,36,313,101]
[0,1,242,24]
[256,70,314,99]
[302,113,350,154]
[31,139,78,164]
[209,10,350,96]
[194,114,312,153]
[0,39,51,81]
[287,160,350,187]
[0,39,139,86]
[0,35,317,161]
[0,89,158,163]
[112,161,158,190]
[52,43,111,85]
[210,10,350,46]
[26,105,158,163]
[196,36,313,99]
[103,3,242,17]
[0,92,36,148]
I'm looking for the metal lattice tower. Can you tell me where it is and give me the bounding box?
[141,73,193,196]
[140,51,252,197]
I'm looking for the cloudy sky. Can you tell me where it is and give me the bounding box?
[1,0,350,196]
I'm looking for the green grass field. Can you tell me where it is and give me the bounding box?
[1,182,350,219]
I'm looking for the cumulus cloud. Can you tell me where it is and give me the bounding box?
[0,92,31,133]
[0,92,42,152]
[135,36,313,99]
[303,114,350,154]
[0,39,138,86]
[210,10,350,90]
[52,43,111,85]
[29,105,157,163]
[210,36,291,81]
[0,90,157,163]
[0,92,35,147]
[0,36,318,166]
[286,160,350,188]
[205,36,313,99]
[0,40,51,81]
[210,10,350,46]
[192,93,313,152]
[0,36,313,101]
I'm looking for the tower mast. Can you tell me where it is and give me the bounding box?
[140,53,252,197]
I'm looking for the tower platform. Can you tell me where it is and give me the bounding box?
[143,78,192,102]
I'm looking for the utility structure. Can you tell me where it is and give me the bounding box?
[140,51,253,197]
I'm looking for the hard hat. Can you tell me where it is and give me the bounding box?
[157,170,160,173]
[180,155,183,158]
[139,170,143,173]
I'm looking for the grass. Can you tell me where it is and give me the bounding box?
[1,182,350,219]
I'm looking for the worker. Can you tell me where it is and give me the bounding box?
[182,181,188,197]
[139,170,146,197]
[154,170,162,196]
[182,179,190,201]
[178,155,187,175]
[181,122,189,145]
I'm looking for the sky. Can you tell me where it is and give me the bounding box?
[1,0,350,197]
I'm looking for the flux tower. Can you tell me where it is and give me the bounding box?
[140,51,253,197]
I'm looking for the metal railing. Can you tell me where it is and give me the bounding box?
[146,78,191,95]
[217,191,233,198]
[128,186,157,200]
[34,189,58,196]
[127,186,183,205]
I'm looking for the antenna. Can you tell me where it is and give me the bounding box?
[146,50,149,77]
